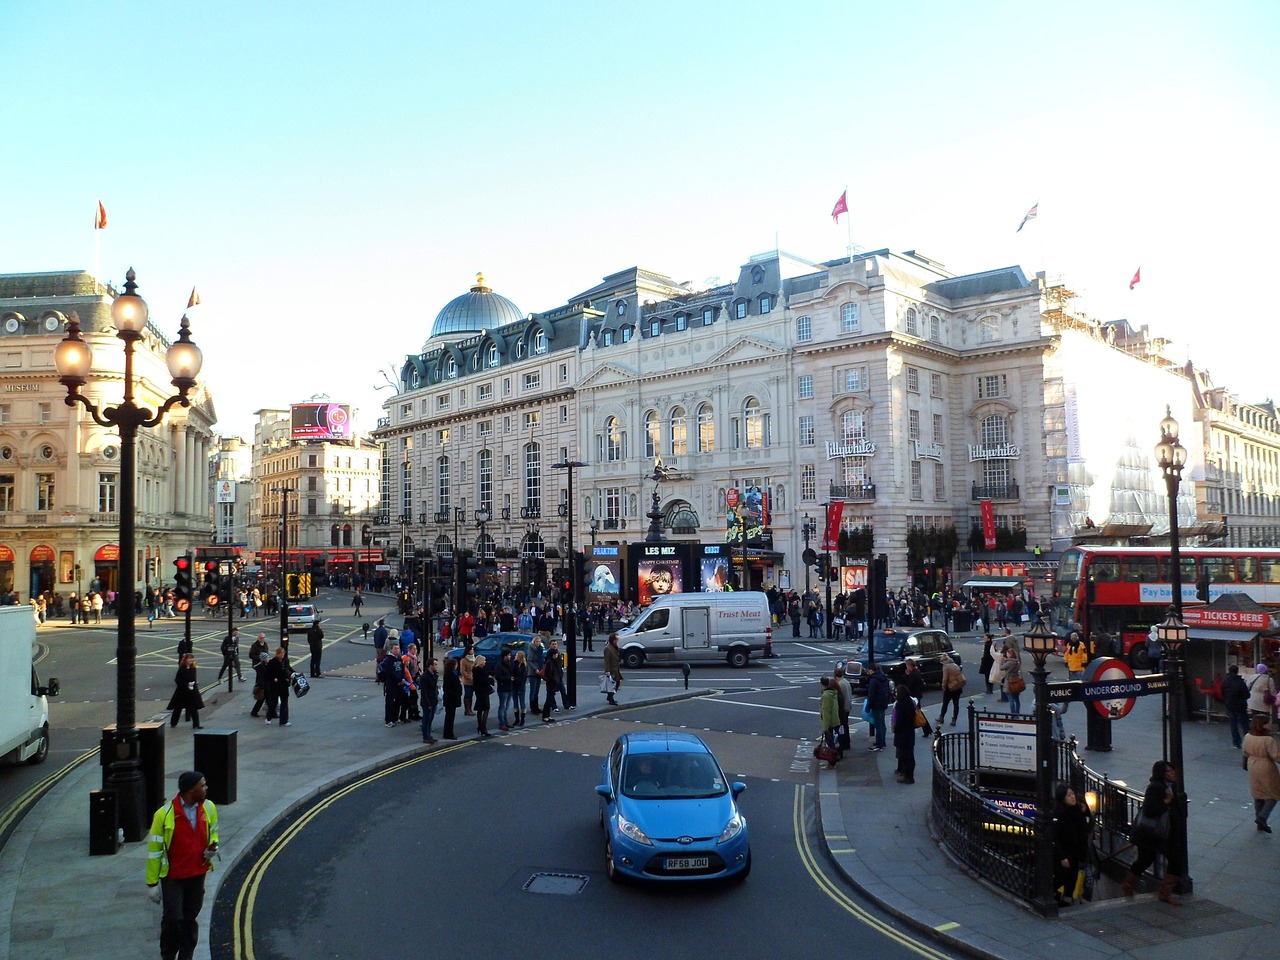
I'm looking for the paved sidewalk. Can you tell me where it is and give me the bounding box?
[5,600,1274,960]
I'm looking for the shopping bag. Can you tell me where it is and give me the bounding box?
[599,674,617,694]
[291,673,310,698]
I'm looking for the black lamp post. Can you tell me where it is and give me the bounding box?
[589,517,599,547]
[1155,406,1191,893]
[551,459,585,707]
[361,523,372,588]
[274,485,294,646]
[1023,615,1058,916]
[54,269,202,842]
[801,514,816,600]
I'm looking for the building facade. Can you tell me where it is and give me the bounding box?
[1193,374,1280,547]
[0,270,216,601]
[210,434,252,548]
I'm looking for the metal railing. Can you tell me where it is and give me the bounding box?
[971,482,1020,501]
[829,481,876,501]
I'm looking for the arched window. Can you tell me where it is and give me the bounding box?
[342,523,352,546]
[697,403,715,453]
[929,315,942,343]
[670,406,688,457]
[408,367,421,388]
[796,315,812,342]
[644,410,660,459]
[842,410,865,441]
[905,307,918,337]
[446,355,457,378]
[516,338,526,359]
[602,416,625,463]
[533,328,547,354]
[840,303,860,333]
[487,343,499,367]
[743,397,767,448]
[330,523,340,547]
[981,414,1009,445]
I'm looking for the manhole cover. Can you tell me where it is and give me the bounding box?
[523,872,589,895]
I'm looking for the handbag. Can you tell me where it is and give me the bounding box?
[913,706,928,729]
[253,685,265,702]
[860,700,874,725]
[1007,674,1027,695]
[291,673,311,698]
[1130,809,1170,842]
[813,742,839,764]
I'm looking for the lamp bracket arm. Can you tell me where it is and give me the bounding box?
[63,392,115,429]
[141,393,191,429]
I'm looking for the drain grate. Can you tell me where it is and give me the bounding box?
[1059,898,1262,948]
[523,872,590,895]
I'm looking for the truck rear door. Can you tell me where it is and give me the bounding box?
[683,607,711,651]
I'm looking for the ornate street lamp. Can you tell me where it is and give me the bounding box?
[54,269,202,842]
[801,513,816,598]
[1023,616,1059,915]
[551,459,586,707]
[1156,605,1191,893]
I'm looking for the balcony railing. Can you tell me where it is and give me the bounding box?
[603,517,625,530]
[971,482,1020,501]
[829,482,876,501]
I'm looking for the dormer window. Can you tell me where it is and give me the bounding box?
[751,266,764,284]
[675,314,688,331]
[650,319,661,337]
[703,308,715,326]
[616,300,627,316]
[487,344,498,367]
[621,325,633,343]
[516,339,526,359]
[446,356,457,378]
[602,330,614,346]
[735,300,747,319]
[533,329,546,354]
[760,295,772,314]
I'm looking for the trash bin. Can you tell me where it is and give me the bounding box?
[193,729,237,805]
[952,611,972,633]
[89,789,121,856]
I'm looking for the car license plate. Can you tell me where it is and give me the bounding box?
[665,856,709,870]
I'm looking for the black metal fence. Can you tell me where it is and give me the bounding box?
[931,726,1154,908]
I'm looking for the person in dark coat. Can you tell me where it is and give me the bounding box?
[1052,783,1092,906]
[979,634,996,695]
[441,657,462,740]
[167,654,204,728]
[263,647,294,726]
[789,600,801,638]
[307,621,325,678]
[541,650,564,722]
[249,651,270,718]
[891,684,917,784]
[1222,664,1251,749]
[379,644,405,727]
[419,657,439,744]
[472,655,494,737]
[1122,760,1181,903]
[865,663,892,751]
[495,650,515,731]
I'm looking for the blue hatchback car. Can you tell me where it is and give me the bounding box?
[595,731,750,883]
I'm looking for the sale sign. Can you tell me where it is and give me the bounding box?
[980,499,997,550]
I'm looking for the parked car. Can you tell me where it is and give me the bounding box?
[448,631,532,664]
[846,627,961,692]
[595,731,750,883]
[286,602,320,631]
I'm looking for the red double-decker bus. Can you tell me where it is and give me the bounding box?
[1049,545,1280,668]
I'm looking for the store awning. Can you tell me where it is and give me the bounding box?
[963,576,1027,589]
[1190,627,1280,643]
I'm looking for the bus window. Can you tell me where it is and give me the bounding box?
[1180,557,1198,584]
[1091,557,1120,582]
[1201,556,1235,582]
[1237,556,1258,583]
[1262,558,1280,584]
[1056,549,1084,585]
[1121,557,1160,582]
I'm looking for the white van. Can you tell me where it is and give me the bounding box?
[615,592,772,669]
[0,605,57,765]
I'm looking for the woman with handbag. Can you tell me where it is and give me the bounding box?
[167,653,204,728]
[1000,646,1026,714]
[1246,664,1276,721]
[818,677,841,766]
[1123,760,1180,903]
[1243,714,1280,832]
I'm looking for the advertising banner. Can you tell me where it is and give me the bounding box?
[823,501,843,552]
[586,545,622,599]
[637,556,683,605]
[291,403,353,441]
[980,499,997,550]
[841,565,867,591]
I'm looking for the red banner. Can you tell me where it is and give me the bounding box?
[980,500,996,550]
[1181,608,1274,631]
[823,501,843,552]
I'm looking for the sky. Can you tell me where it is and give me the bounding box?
[3,0,1278,438]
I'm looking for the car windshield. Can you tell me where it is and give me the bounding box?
[621,753,727,800]
[868,633,905,657]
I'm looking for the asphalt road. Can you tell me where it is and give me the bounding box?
[209,680,963,960]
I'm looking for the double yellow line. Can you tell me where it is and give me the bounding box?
[791,785,956,960]
[0,749,97,838]
[229,740,471,959]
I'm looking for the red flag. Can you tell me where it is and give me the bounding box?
[187,287,201,308]
[831,190,848,224]
[980,500,997,550]
[1129,267,1141,290]
[94,199,107,230]
[822,501,843,552]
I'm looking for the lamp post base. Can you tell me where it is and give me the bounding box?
[104,748,148,842]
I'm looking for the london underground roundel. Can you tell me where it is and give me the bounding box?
[1083,657,1139,720]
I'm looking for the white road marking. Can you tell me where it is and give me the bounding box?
[699,696,816,716]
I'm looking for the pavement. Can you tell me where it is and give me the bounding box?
[1,599,1275,960]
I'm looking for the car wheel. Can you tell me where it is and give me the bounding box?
[605,837,623,883]
[727,649,749,669]
[622,650,644,670]
[26,724,49,765]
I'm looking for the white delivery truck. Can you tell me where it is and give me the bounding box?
[0,605,57,765]
[614,592,773,669]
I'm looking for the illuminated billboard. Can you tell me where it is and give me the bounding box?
[291,403,352,441]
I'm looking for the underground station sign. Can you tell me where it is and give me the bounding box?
[1045,657,1170,719]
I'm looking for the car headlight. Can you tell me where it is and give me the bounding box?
[618,815,652,846]
[718,812,745,843]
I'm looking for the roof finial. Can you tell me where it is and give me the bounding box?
[472,271,488,293]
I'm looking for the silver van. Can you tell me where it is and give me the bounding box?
[615,592,773,669]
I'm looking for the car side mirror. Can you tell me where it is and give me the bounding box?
[595,784,614,801]
[731,781,747,797]
[40,678,59,697]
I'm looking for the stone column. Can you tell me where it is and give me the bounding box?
[173,424,187,519]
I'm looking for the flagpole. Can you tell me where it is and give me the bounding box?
[845,185,851,259]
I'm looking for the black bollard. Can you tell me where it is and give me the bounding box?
[680,663,691,689]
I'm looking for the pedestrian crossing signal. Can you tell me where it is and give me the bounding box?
[173,554,193,613]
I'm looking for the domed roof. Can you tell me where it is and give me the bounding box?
[429,273,524,340]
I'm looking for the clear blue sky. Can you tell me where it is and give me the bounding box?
[3,0,1277,436]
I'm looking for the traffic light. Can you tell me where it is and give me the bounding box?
[172,554,193,613]
[202,560,221,608]
[463,551,480,597]
[815,555,829,581]
[439,553,455,580]
[1196,570,1211,602]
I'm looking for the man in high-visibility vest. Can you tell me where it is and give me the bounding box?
[146,771,219,960]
